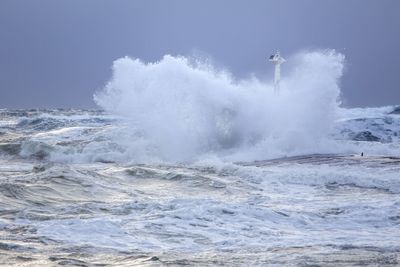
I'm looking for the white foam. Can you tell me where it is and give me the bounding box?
[93,50,344,162]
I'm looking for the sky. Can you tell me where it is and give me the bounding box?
[0,0,399,109]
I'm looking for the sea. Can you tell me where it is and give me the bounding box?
[0,50,399,266]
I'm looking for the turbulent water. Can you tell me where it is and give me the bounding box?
[1,51,400,266]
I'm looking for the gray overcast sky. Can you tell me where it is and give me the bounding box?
[0,0,399,108]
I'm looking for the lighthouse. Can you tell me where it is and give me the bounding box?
[269,51,285,93]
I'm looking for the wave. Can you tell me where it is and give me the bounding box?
[0,52,398,163]
[334,107,400,143]
[93,50,344,162]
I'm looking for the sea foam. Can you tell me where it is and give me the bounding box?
[94,50,344,162]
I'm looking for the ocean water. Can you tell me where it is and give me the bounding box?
[1,51,400,266]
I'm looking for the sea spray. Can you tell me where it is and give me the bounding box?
[94,50,345,162]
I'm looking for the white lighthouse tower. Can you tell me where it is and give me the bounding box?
[268,51,285,92]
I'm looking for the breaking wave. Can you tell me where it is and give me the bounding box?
[94,50,344,162]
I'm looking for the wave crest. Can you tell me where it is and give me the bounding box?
[94,50,344,162]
